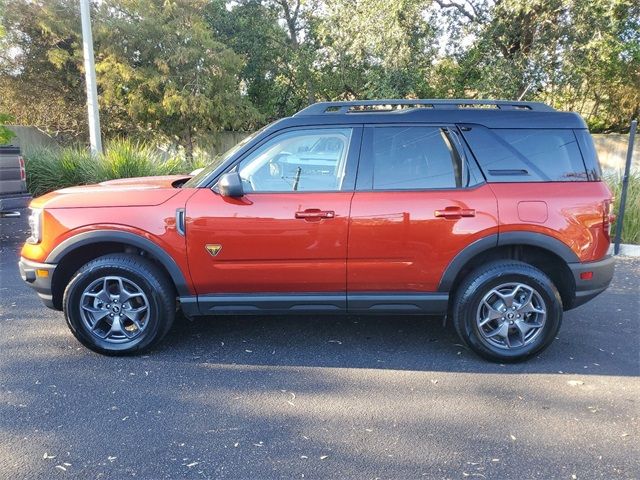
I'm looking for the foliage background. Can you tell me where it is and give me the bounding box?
[0,0,638,151]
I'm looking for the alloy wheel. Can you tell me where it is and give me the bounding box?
[79,276,150,344]
[475,282,547,350]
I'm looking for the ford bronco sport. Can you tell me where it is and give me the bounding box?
[19,99,615,362]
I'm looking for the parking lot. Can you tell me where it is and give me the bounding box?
[0,211,638,479]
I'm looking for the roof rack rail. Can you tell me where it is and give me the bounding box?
[294,99,556,116]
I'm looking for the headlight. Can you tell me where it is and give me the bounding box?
[26,208,42,244]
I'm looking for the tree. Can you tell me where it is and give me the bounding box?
[432,0,639,131]
[316,0,438,100]
[0,10,14,144]
[0,113,15,144]
[95,0,260,158]
[1,0,636,141]
[0,0,88,141]
[206,0,293,119]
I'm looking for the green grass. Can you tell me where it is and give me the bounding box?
[24,139,196,197]
[605,171,640,245]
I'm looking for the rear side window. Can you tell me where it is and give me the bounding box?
[461,126,588,182]
[370,126,463,190]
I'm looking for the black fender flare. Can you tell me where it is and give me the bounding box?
[438,232,579,292]
[46,230,191,296]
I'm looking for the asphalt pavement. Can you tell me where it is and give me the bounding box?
[1,211,638,479]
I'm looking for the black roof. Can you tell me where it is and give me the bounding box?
[189,99,588,187]
[272,99,587,130]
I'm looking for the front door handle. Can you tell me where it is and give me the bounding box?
[434,206,476,219]
[295,209,335,220]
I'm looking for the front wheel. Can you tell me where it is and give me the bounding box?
[63,254,175,355]
[452,261,563,363]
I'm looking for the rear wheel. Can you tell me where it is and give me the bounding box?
[63,254,175,355]
[452,261,563,362]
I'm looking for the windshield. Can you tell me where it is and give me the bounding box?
[182,126,269,188]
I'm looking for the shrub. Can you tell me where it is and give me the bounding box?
[605,171,640,245]
[24,139,196,197]
[98,139,186,179]
[24,146,96,197]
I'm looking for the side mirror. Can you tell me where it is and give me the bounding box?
[217,171,244,197]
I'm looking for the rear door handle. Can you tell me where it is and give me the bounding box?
[295,209,335,220]
[434,206,476,219]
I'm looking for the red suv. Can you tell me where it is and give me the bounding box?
[19,100,615,362]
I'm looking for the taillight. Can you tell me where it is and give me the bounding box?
[19,156,26,182]
[603,199,614,241]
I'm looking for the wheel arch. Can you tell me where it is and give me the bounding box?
[47,231,190,310]
[439,232,578,309]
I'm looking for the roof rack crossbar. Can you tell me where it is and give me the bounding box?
[294,99,555,116]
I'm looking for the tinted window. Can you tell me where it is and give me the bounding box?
[574,129,602,180]
[237,128,352,192]
[461,126,587,182]
[371,126,463,190]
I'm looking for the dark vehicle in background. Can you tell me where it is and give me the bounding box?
[0,145,31,213]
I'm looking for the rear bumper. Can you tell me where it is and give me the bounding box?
[18,257,58,309]
[567,255,615,309]
[0,193,31,212]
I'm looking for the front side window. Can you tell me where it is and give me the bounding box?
[371,126,464,190]
[237,128,353,192]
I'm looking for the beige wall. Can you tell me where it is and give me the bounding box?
[5,125,59,150]
[592,133,639,173]
[201,131,250,156]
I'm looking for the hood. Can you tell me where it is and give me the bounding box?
[31,175,191,209]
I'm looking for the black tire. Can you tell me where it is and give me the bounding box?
[452,260,562,363]
[63,253,175,355]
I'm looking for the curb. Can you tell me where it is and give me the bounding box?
[608,244,640,257]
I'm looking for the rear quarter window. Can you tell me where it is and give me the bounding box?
[574,129,602,180]
[460,126,588,182]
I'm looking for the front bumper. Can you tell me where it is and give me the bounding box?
[567,255,615,309]
[19,257,58,309]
